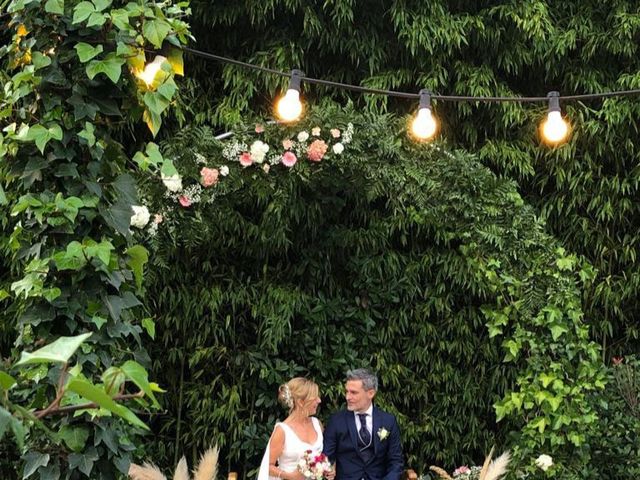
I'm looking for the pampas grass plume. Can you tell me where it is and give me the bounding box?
[128,462,167,480]
[193,446,219,480]
[484,451,511,480]
[174,456,190,480]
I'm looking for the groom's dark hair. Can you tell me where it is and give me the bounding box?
[346,368,378,391]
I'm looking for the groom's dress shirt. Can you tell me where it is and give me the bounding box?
[354,404,373,436]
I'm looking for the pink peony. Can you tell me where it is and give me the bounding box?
[282,139,294,149]
[330,128,341,138]
[255,124,265,133]
[239,152,253,167]
[281,151,297,167]
[307,139,328,162]
[179,195,191,207]
[200,167,219,187]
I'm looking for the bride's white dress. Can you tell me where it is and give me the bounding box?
[258,417,324,480]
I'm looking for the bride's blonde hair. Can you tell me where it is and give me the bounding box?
[278,378,319,412]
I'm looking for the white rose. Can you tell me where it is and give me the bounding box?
[332,142,344,154]
[220,165,229,176]
[162,173,183,192]
[250,140,269,163]
[535,454,553,471]
[130,205,150,229]
[297,131,309,142]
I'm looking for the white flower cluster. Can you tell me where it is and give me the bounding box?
[194,152,207,164]
[130,205,150,228]
[535,454,553,471]
[181,184,203,204]
[162,173,183,192]
[342,122,354,144]
[222,141,247,161]
[250,140,270,163]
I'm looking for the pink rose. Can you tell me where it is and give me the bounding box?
[330,128,341,138]
[239,152,253,167]
[281,151,297,167]
[255,124,265,133]
[453,466,471,475]
[200,167,219,187]
[179,195,191,207]
[307,139,328,162]
[282,139,294,149]
[154,213,163,224]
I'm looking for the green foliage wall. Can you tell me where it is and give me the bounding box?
[180,0,640,356]
[142,108,602,478]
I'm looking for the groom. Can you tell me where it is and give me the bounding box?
[323,369,403,480]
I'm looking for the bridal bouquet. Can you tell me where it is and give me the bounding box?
[297,450,332,480]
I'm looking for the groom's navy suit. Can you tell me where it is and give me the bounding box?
[323,406,403,480]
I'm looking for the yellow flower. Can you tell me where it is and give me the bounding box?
[17,24,28,37]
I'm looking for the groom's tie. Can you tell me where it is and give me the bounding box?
[357,413,371,447]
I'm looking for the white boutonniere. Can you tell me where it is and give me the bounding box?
[377,427,389,441]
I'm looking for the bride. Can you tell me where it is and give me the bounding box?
[258,378,335,480]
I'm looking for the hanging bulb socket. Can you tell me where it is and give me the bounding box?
[276,69,305,122]
[411,89,438,140]
[541,91,569,145]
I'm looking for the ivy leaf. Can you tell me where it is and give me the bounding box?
[15,332,92,366]
[78,121,96,146]
[110,9,131,30]
[143,91,170,115]
[102,366,126,396]
[24,124,63,154]
[31,52,52,70]
[91,316,107,330]
[92,0,111,11]
[58,425,89,452]
[65,378,149,430]
[86,53,125,84]
[68,448,99,476]
[549,322,569,340]
[85,239,114,266]
[0,184,7,205]
[126,245,148,291]
[157,80,177,101]
[121,360,160,407]
[21,451,50,479]
[167,47,184,76]
[44,0,63,14]
[142,19,172,48]
[72,1,95,23]
[74,43,103,63]
[0,371,17,390]
[143,108,162,137]
[142,318,155,340]
[53,241,87,271]
[86,11,107,27]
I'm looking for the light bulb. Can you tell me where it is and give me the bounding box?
[412,107,437,140]
[136,55,167,87]
[541,110,569,144]
[276,89,303,122]
[410,89,438,141]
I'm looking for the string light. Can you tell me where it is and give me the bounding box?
[136,55,167,87]
[177,47,640,145]
[411,90,438,140]
[540,91,570,145]
[275,69,304,122]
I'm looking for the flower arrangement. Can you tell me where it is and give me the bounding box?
[297,450,332,480]
[130,121,355,237]
[429,449,510,480]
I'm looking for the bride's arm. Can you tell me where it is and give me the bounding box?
[268,426,286,479]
